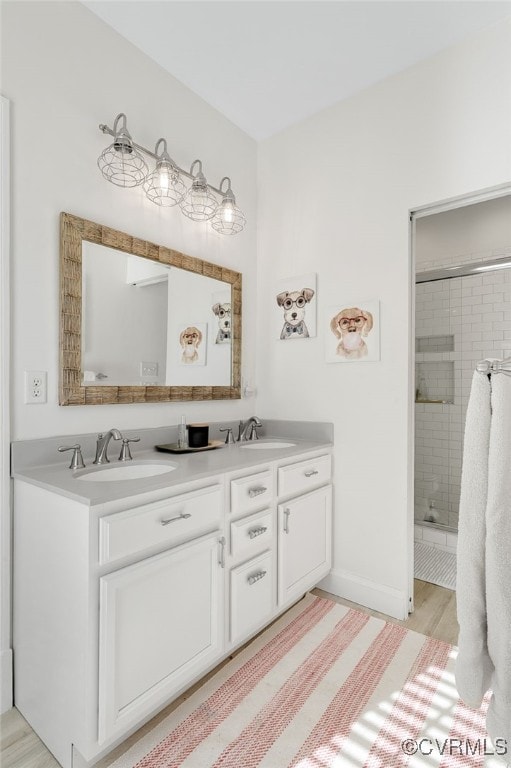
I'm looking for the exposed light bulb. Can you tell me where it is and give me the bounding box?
[180,161,218,221]
[159,169,170,190]
[221,202,234,224]
[144,140,186,207]
[211,177,246,235]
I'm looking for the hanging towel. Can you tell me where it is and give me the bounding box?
[485,373,511,748]
[456,371,494,706]
[456,371,511,750]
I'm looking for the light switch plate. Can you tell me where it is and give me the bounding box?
[140,361,158,377]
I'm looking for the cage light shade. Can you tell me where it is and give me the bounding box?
[144,158,186,207]
[211,199,246,235]
[180,176,218,221]
[97,118,148,188]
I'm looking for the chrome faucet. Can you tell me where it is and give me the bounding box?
[238,416,262,442]
[93,428,123,464]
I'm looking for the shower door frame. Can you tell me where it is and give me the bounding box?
[408,181,511,612]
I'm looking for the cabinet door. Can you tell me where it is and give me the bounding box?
[278,485,332,606]
[98,532,223,743]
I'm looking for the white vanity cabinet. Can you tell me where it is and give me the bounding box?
[225,452,332,649]
[13,443,332,768]
[278,486,332,605]
[277,453,333,605]
[98,532,223,743]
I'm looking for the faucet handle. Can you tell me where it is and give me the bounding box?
[219,428,235,445]
[58,444,85,470]
[118,437,140,462]
[248,423,261,441]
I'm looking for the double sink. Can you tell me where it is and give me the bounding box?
[76,440,297,483]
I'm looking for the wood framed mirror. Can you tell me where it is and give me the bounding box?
[59,213,241,405]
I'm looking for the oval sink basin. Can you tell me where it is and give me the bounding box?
[240,441,296,450]
[75,462,177,482]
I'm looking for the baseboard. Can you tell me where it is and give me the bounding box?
[0,648,13,713]
[318,568,409,621]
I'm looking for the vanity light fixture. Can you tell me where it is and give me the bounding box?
[180,160,218,222]
[98,113,246,235]
[143,139,186,207]
[211,177,246,235]
[97,113,149,188]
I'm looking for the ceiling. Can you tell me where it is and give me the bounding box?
[84,1,511,141]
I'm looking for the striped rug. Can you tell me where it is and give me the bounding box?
[110,594,501,768]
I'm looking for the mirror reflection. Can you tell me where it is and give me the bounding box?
[82,243,232,387]
[59,212,241,405]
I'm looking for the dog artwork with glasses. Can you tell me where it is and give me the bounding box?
[326,300,380,362]
[275,273,317,341]
[212,302,231,344]
[178,323,207,366]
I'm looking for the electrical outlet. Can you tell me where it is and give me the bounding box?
[25,370,47,404]
[140,361,158,377]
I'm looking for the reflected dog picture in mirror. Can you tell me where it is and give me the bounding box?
[59,213,241,405]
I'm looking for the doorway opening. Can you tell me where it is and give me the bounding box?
[411,189,511,594]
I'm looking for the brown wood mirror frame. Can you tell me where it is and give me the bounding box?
[59,212,241,405]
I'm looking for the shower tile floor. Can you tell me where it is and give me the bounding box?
[414,541,456,591]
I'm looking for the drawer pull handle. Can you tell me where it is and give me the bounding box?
[248,486,267,498]
[304,469,319,477]
[248,570,267,585]
[218,536,226,568]
[248,526,268,539]
[160,512,191,526]
[283,508,291,534]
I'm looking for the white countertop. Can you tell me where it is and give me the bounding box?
[12,438,332,506]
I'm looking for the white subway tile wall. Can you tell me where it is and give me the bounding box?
[415,258,511,529]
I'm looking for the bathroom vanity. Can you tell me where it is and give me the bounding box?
[12,427,332,768]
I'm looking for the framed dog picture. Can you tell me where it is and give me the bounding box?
[177,323,208,366]
[325,299,380,362]
[211,289,231,345]
[275,273,317,340]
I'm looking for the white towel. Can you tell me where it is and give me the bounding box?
[485,374,511,749]
[456,371,511,750]
[456,371,494,706]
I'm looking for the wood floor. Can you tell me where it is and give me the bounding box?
[0,579,458,768]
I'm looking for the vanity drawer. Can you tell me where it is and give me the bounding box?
[99,485,222,565]
[278,454,331,497]
[230,470,273,516]
[230,551,273,644]
[230,509,273,561]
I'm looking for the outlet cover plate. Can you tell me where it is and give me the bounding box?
[25,370,47,404]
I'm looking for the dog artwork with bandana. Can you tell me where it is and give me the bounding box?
[330,307,374,359]
[276,288,315,340]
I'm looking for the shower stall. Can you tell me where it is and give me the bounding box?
[414,196,511,589]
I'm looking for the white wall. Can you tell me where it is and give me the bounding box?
[257,19,511,617]
[1,0,257,441]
